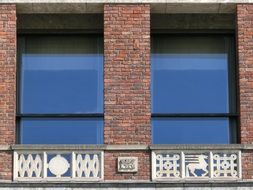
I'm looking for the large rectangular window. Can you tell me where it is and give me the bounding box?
[152,34,237,144]
[18,35,103,144]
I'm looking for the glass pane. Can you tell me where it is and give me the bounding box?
[20,118,103,144]
[152,118,230,144]
[152,36,230,113]
[20,35,103,114]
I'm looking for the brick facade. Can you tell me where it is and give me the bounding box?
[1,2,253,183]
[103,4,151,180]
[237,4,253,179]
[0,4,16,180]
[104,151,150,180]
[237,4,253,145]
[104,4,151,145]
[0,151,12,180]
[242,151,253,179]
[0,4,16,146]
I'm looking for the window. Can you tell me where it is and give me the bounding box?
[17,35,103,144]
[151,34,237,144]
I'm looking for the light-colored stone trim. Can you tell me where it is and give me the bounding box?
[150,144,253,150]
[0,145,11,151]
[11,144,150,151]
[0,0,253,3]
[11,144,253,151]
[12,144,106,150]
[1,179,253,185]
[0,1,242,14]
[106,145,149,150]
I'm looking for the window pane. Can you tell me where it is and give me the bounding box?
[152,118,230,144]
[20,36,103,114]
[152,36,230,113]
[20,118,103,144]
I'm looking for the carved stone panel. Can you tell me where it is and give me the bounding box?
[155,153,181,178]
[152,151,241,181]
[185,154,209,178]
[118,157,138,173]
[14,151,104,181]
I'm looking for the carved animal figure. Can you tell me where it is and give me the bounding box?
[186,155,208,177]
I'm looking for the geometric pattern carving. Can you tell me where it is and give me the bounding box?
[76,154,100,178]
[155,154,180,178]
[14,151,104,181]
[152,151,241,181]
[18,154,42,178]
[213,153,238,178]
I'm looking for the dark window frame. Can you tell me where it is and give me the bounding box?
[16,31,104,144]
[151,31,239,144]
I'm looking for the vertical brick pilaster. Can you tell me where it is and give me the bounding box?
[0,4,16,180]
[237,4,253,144]
[104,4,151,145]
[104,4,150,180]
[237,4,253,179]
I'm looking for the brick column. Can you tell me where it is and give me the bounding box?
[104,4,150,145]
[237,4,253,144]
[0,4,16,180]
[237,4,253,179]
[104,4,151,180]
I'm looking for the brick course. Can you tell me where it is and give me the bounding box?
[0,4,16,180]
[104,4,151,145]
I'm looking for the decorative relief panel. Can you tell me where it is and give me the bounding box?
[75,154,100,178]
[14,151,104,181]
[185,154,209,178]
[117,157,138,172]
[152,151,241,181]
[155,153,180,178]
[17,153,43,178]
[48,154,70,177]
[213,153,239,178]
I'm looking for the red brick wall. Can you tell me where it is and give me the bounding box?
[237,4,253,144]
[1,2,253,182]
[242,151,253,179]
[103,4,150,180]
[0,4,16,180]
[104,151,150,180]
[104,4,151,145]
[237,4,253,179]
[0,4,16,145]
[0,151,12,180]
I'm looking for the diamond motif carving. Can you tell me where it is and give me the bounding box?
[14,151,103,181]
[76,154,100,178]
[18,154,42,178]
